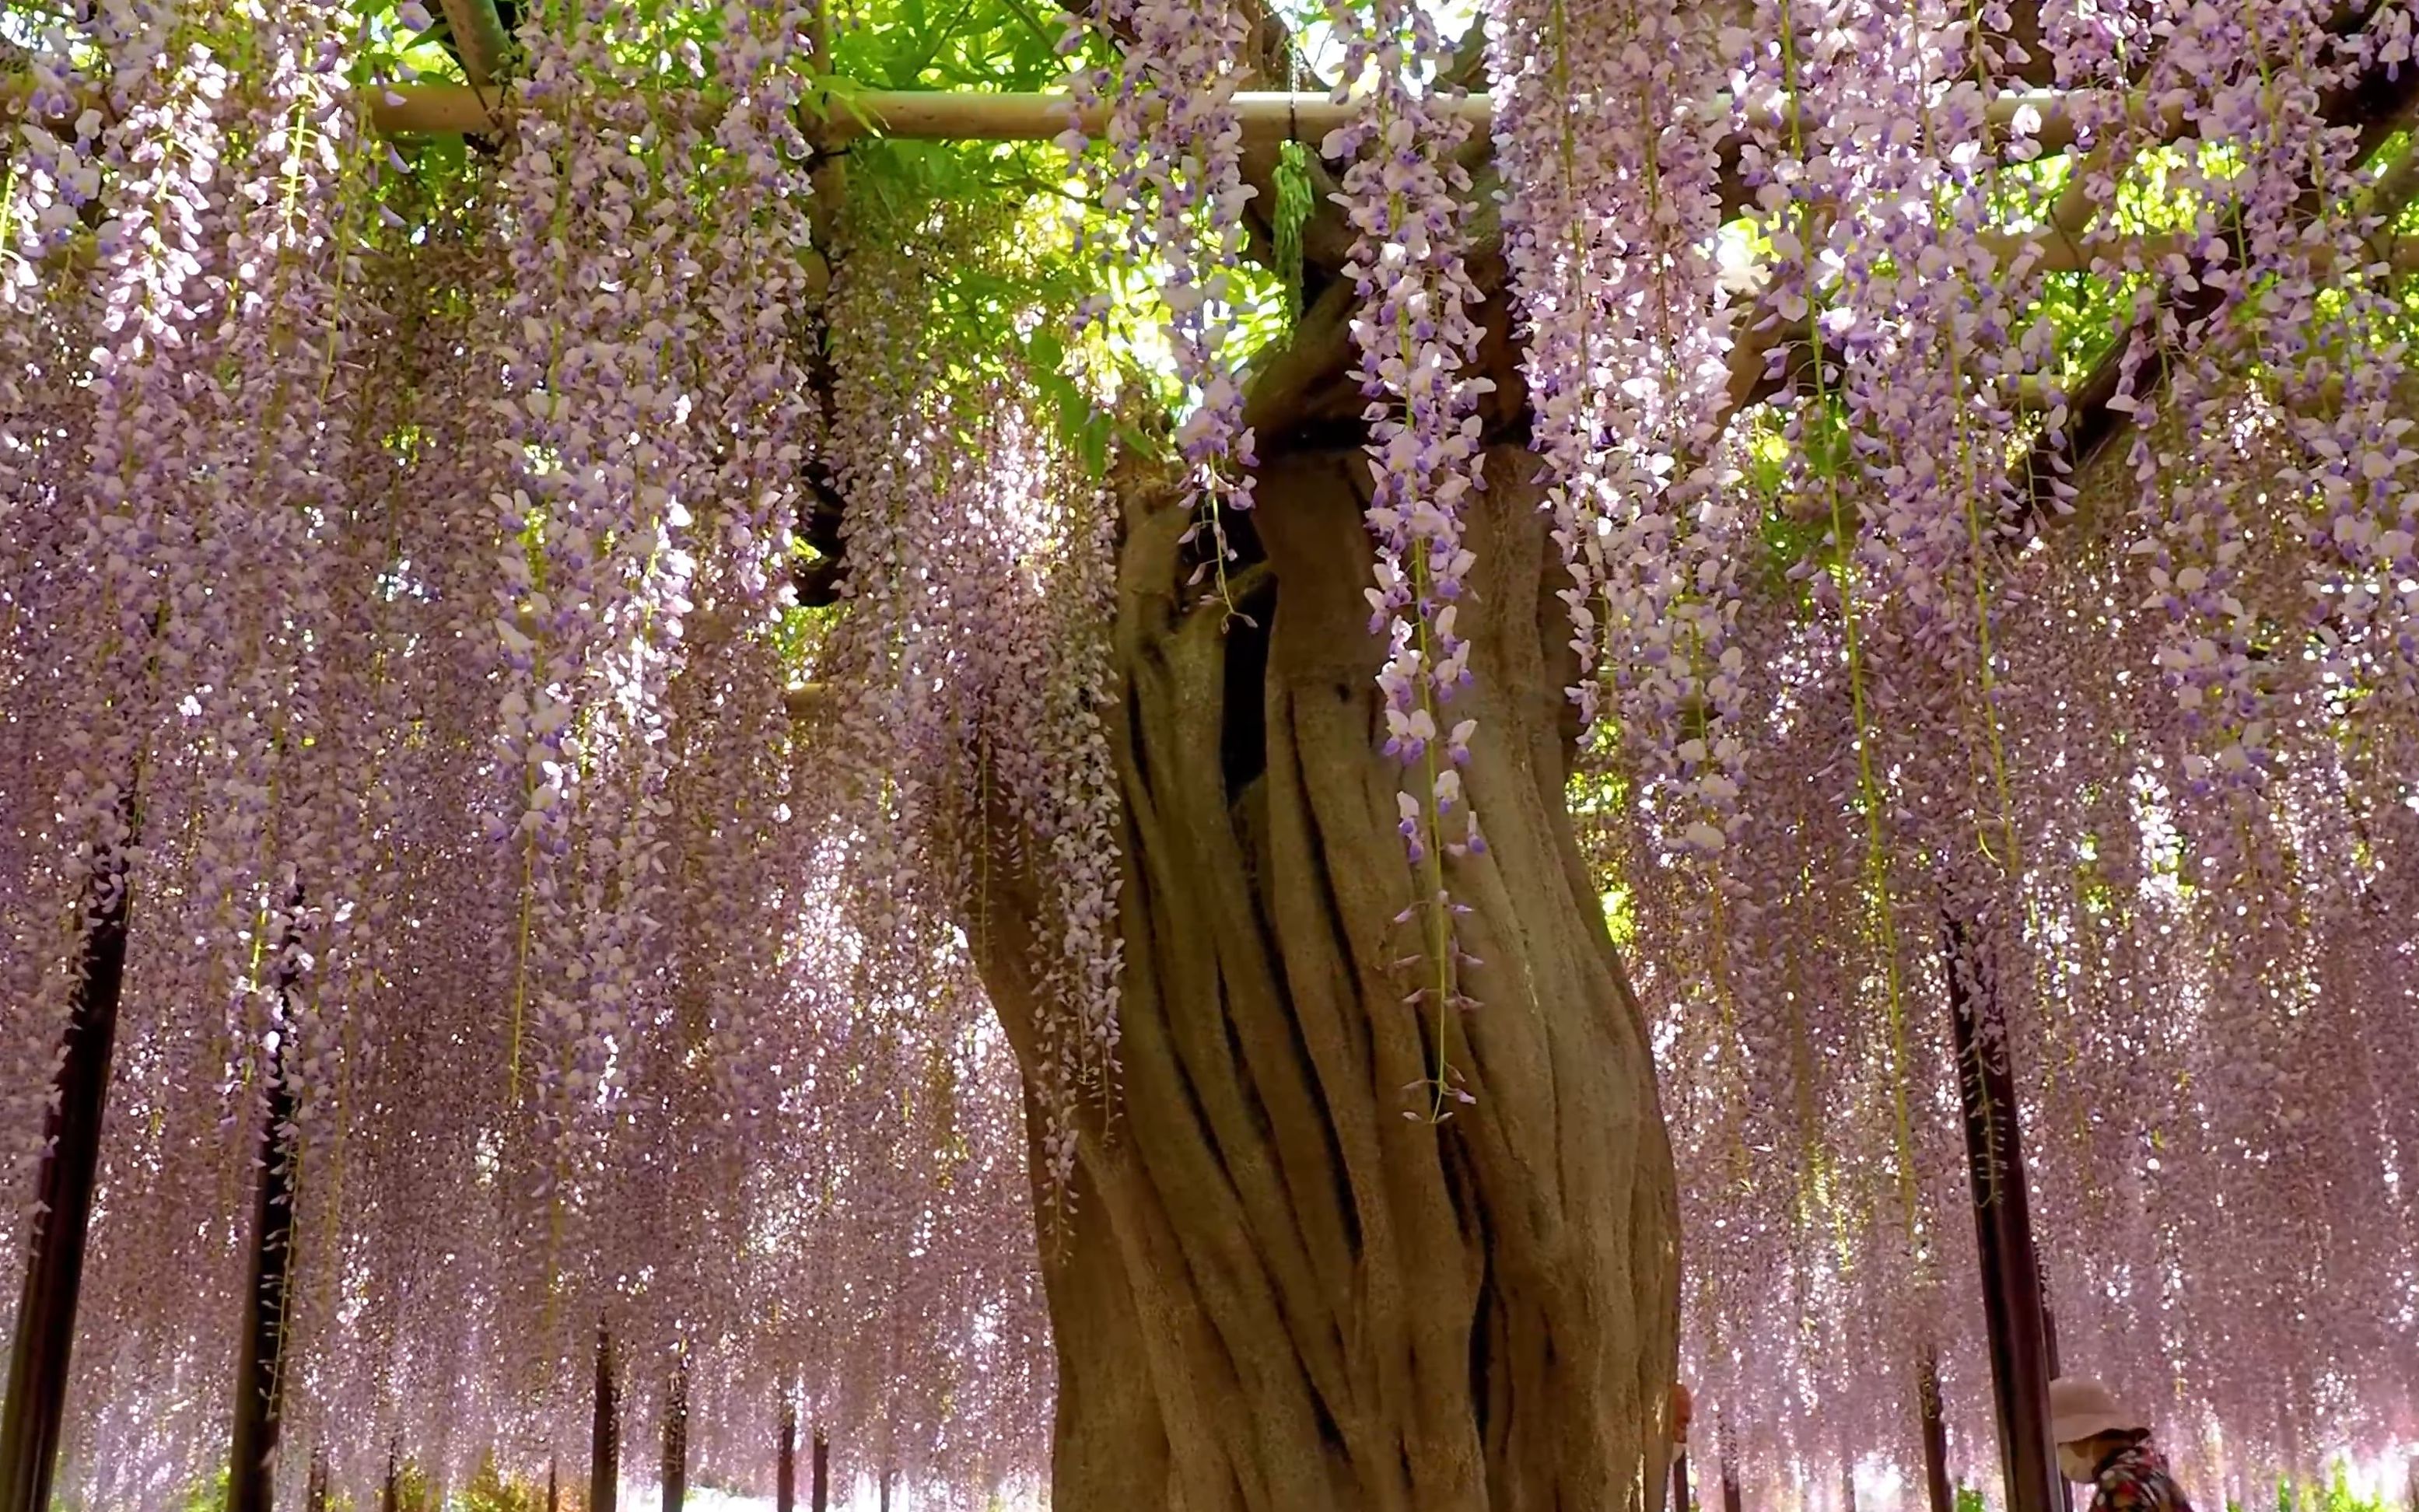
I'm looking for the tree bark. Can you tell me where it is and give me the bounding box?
[0,854,131,1512]
[977,442,1680,1510]
[229,904,306,1512]
[590,1326,618,1512]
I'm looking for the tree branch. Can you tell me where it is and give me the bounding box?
[2013,4,2419,537]
[433,0,515,100]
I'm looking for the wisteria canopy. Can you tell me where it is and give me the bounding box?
[2,0,2418,1502]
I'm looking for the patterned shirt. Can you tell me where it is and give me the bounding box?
[2091,1444,2195,1512]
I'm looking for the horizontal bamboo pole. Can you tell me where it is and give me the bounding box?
[363,82,2141,150]
[3,72,2157,152]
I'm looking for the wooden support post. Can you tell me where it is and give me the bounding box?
[776,1405,796,1512]
[547,1457,559,1512]
[1722,1467,1743,1512]
[229,897,307,1512]
[877,1467,893,1512]
[0,850,132,1512]
[1945,915,2060,1512]
[306,1449,328,1512]
[590,1325,618,1512]
[660,1346,688,1512]
[810,1430,828,1512]
[382,1444,399,1512]
[1919,1349,1955,1512]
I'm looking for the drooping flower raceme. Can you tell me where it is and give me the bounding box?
[1321,0,1492,1117]
[1057,0,1260,605]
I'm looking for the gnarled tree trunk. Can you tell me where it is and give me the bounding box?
[978,438,1681,1510]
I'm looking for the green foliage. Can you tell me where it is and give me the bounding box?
[1602,884,1637,949]
[826,0,1085,93]
[460,1452,545,1512]
[1273,138,1317,327]
[182,1467,230,1512]
[2302,1465,2401,1512]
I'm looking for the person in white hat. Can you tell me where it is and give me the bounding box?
[2048,1377,2195,1512]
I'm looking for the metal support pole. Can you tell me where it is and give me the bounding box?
[777,1405,796,1512]
[1945,913,2060,1512]
[590,1325,618,1512]
[2043,1286,2074,1512]
[1672,1384,1694,1512]
[229,891,307,1512]
[1920,1349,1955,1512]
[0,849,132,1512]
[660,1345,688,1512]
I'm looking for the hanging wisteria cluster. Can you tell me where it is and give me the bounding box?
[1548,0,2419,1503]
[0,0,1070,1500]
[1319,0,1494,1118]
[5,0,2419,1499]
[1056,0,1260,607]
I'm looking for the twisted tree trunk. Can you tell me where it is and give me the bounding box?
[978,439,1680,1510]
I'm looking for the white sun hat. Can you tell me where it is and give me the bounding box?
[2049,1377,2148,1447]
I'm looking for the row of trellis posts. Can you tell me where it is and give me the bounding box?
[9,0,2419,1501]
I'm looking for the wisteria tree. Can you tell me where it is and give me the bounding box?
[2,0,2417,1503]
